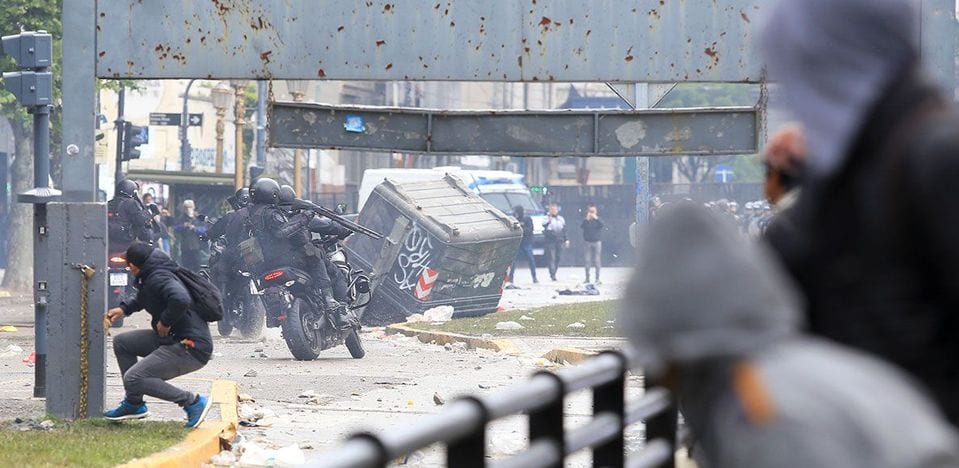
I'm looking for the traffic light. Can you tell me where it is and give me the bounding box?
[122,123,148,161]
[0,31,53,108]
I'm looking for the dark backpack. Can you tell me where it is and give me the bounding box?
[175,267,224,322]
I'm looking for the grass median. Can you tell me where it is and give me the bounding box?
[0,419,188,467]
[404,300,619,337]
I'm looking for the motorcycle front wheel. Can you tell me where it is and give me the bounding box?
[280,298,322,361]
[236,292,266,340]
[345,327,365,359]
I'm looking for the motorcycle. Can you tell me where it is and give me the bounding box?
[205,237,267,340]
[258,235,371,361]
[107,252,136,328]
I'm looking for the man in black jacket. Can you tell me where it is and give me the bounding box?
[763,0,959,423]
[580,205,605,284]
[510,206,538,285]
[104,243,213,428]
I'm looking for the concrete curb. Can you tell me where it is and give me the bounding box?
[541,347,597,365]
[386,323,521,355]
[119,379,239,468]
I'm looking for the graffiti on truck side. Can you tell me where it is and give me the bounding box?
[394,224,433,291]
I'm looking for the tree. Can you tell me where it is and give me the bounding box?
[0,0,60,291]
[658,84,760,183]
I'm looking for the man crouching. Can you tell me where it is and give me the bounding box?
[103,242,214,428]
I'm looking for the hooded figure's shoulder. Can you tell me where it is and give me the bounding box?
[750,338,959,467]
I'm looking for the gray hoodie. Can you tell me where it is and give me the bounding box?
[618,205,959,467]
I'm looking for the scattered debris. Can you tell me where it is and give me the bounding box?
[433,393,445,406]
[39,420,55,429]
[254,346,265,353]
[238,393,256,402]
[478,384,492,389]
[209,450,236,467]
[298,390,316,399]
[244,369,258,378]
[567,322,586,329]
[0,325,17,332]
[557,284,600,296]
[405,313,427,323]
[494,321,524,331]
[518,315,535,321]
[422,305,454,323]
[0,344,24,358]
[237,442,305,467]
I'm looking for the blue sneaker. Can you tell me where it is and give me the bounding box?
[104,400,149,421]
[184,395,212,428]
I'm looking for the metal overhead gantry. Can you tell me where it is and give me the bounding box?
[34,0,958,419]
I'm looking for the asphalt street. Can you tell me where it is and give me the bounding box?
[0,266,640,465]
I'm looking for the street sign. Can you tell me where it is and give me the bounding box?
[148,112,203,127]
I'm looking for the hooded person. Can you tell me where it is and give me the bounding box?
[618,205,959,467]
[761,0,959,423]
[104,243,214,428]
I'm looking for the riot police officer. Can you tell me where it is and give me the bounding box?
[247,178,349,327]
[108,179,155,253]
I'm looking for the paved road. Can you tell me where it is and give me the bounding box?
[0,266,644,465]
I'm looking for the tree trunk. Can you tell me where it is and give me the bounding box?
[3,121,35,291]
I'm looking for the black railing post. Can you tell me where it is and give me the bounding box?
[529,371,565,468]
[447,397,489,468]
[348,432,391,467]
[592,351,627,468]
[643,374,677,468]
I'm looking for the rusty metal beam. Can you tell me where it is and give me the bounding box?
[269,102,758,157]
[96,0,766,82]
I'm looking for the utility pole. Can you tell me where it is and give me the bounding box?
[233,81,247,189]
[180,79,197,172]
[1,31,61,399]
[255,81,267,168]
[114,86,125,186]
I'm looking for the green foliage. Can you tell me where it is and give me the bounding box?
[0,0,62,125]
[405,301,619,337]
[0,419,188,467]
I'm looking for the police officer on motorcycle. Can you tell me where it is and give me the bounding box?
[108,179,155,252]
[248,178,351,328]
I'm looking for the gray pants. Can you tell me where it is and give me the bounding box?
[113,329,204,407]
[584,241,602,282]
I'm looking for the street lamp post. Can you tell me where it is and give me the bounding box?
[180,79,197,172]
[211,82,233,174]
[287,80,310,197]
[231,81,248,189]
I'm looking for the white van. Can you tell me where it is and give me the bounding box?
[358,167,548,257]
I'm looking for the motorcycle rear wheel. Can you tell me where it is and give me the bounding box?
[345,327,365,359]
[281,298,322,361]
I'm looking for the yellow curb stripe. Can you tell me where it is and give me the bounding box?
[386,323,520,355]
[119,379,239,468]
[542,347,597,365]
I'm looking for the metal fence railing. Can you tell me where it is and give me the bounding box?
[308,350,679,468]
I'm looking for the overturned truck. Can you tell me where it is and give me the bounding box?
[345,175,522,326]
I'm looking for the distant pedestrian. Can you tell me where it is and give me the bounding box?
[174,199,206,271]
[619,205,959,467]
[104,243,213,428]
[763,0,959,423]
[542,202,569,282]
[510,206,538,285]
[580,205,605,284]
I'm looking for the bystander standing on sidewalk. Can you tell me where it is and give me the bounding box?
[103,242,213,428]
[543,202,569,282]
[580,205,605,284]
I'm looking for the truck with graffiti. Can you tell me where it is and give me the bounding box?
[345,175,523,326]
[358,168,548,260]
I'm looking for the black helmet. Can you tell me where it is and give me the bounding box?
[116,179,138,198]
[250,178,280,205]
[278,185,296,206]
[235,188,251,208]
